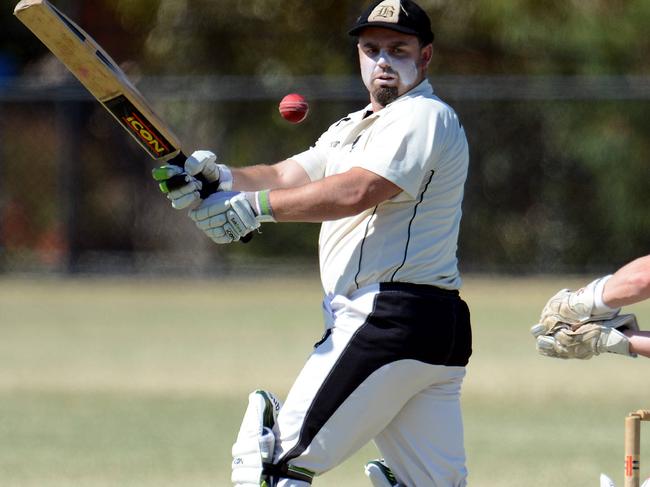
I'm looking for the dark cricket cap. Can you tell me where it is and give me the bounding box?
[348,0,434,44]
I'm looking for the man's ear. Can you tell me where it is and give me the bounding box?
[421,44,433,70]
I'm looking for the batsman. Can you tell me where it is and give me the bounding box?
[154,1,472,485]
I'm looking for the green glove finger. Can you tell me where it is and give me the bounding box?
[158,181,171,194]
[158,173,194,194]
[151,165,183,182]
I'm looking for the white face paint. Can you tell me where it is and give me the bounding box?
[360,48,419,95]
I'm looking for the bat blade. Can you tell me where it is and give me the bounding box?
[14,0,185,163]
[14,0,252,242]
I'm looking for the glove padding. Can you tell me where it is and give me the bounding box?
[152,150,232,209]
[189,191,274,244]
[533,279,620,337]
[532,313,639,359]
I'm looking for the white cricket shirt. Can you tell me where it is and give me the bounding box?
[291,80,469,297]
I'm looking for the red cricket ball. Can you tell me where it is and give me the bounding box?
[279,93,309,124]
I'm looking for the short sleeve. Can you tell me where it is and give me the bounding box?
[290,145,327,182]
[350,103,454,198]
[353,110,437,197]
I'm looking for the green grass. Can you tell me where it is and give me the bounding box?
[0,276,649,486]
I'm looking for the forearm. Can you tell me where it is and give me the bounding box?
[269,168,401,222]
[624,330,650,358]
[231,159,310,192]
[188,167,401,246]
[602,255,650,308]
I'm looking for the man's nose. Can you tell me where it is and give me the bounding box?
[376,51,391,68]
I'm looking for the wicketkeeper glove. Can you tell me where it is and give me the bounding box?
[532,277,620,338]
[189,190,275,244]
[532,313,639,359]
[151,150,232,209]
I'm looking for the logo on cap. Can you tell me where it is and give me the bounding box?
[369,0,401,24]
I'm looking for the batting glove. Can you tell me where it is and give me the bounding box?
[189,190,275,244]
[152,150,233,209]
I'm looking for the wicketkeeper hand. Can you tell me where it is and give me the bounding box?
[531,313,639,359]
[151,150,233,209]
[532,278,620,338]
[189,191,275,244]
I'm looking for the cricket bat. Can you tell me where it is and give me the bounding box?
[13,0,216,197]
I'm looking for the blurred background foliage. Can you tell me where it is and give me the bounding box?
[0,0,648,276]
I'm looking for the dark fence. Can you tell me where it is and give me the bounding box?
[1,74,649,275]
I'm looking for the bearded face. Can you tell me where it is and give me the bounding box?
[358,28,431,108]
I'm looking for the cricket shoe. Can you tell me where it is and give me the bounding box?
[365,459,401,487]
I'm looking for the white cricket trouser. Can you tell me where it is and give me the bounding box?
[272,282,472,487]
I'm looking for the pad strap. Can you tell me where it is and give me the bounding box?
[263,463,315,484]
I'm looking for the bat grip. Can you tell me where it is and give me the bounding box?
[167,152,252,243]
[167,152,219,199]
[195,174,221,200]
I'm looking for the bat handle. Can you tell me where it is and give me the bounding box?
[195,174,220,200]
[166,152,219,199]
[167,152,252,243]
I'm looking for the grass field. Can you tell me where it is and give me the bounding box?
[0,275,648,486]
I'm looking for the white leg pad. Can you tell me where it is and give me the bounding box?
[232,390,282,486]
